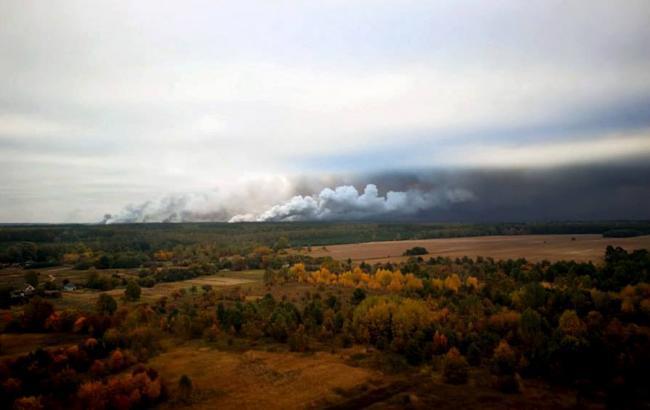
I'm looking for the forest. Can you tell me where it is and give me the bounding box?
[0,224,649,409]
[2,221,650,267]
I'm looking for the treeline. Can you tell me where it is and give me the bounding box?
[2,221,650,266]
[266,246,650,292]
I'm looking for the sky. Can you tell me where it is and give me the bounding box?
[1,0,650,223]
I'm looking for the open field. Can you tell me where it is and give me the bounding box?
[0,266,122,288]
[304,234,650,263]
[56,270,263,308]
[150,343,588,410]
[0,333,84,359]
[151,344,381,409]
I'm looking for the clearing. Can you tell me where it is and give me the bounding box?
[303,234,650,263]
[151,344,380,409]
[53,270,263,309]
[149,343,588,409]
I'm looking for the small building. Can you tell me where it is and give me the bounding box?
[43,289,62,298]
[63,283,77,291]
[23,284,36,294]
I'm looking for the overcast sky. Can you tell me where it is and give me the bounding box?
[1,1,650,222]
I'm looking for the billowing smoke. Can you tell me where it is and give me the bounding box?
[103,193,230,223]
[102,176,296,224]
[228,184,475,222]
[102,161,650,224]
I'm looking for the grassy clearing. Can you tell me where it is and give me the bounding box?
[150,343,381,410]
[0,333,84,359]
[54,270,264,309]
[303,234,650,263]
[148,342,587,410]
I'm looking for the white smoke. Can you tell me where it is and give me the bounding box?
[104,193,222,223]
[103,176,295,224]
[228,184,475,222]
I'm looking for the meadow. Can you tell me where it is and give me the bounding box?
[304,234,650,263]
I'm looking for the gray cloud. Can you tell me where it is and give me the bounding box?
[102,160,650,224]
[353,162,650,222]
[1,1,650,222]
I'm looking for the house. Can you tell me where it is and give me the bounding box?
[10,290,26,301]
[23,284,36,294]
[43,289,62,298]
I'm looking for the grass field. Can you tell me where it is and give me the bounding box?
[303,234,650,263]
[0,333,84,359]
[55,270,264,309]
[148,342,587,410]
[151,343,381,409]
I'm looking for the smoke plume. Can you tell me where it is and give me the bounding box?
[102,176,296,224]
[102,161,650,224]
[228,184,475,222]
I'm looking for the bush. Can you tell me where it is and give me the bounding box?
[178,374,193,403]
[96,294,118,315]
[24,271,39,287]
[351,288,366,305]
[22,297,54,331]
[491,340,520,393]
[442,348,469,385]
[288,325,309,352]
[124,281,141,301]
[403,247,428,256]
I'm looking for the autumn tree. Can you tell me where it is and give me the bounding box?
[124,280,141,301]
[442,348,469,384]
[178,374,193,403]
[351,288,366,305]
[22,297,54,330]
[24,271,39,287]
[444,274,461,293]
[491,340,519,393]
[96,293,117,315]
[558,310,586,337]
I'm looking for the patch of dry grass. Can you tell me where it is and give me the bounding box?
[303,234,650,263]
[0,333,84,359]
[151,344,380,409]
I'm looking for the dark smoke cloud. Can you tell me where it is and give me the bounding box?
[104,160,650,223]
[353,161,650,221]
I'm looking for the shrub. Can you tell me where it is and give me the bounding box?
[96,293,117,315]
[403,247,428,256]
[491,340,520,393]
[178,375,193,403]
[13,396,44,410]
[492,340,517,375]
[22,297,54,331]
[351,288,366,305]
[288,325,309,352]
[24,271,39,287]
[442,348,469,385]
[124,281,141,301]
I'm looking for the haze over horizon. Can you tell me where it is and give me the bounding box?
[1,1,650,223]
